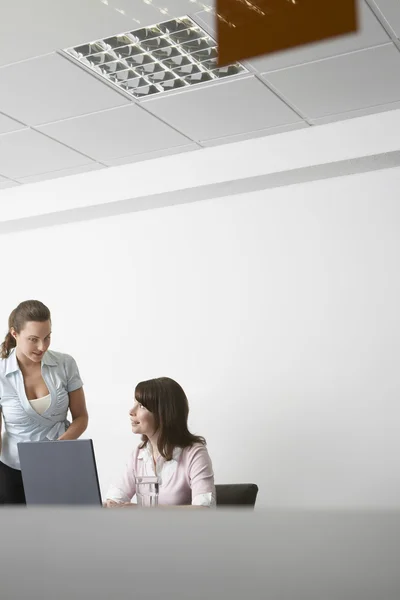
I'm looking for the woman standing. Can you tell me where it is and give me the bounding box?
[0,300,88,504]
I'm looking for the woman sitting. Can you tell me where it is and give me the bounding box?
[105,377,216,508]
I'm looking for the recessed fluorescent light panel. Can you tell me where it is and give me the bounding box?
[64,16,247,99]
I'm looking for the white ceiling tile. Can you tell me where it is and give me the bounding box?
[0,0,160,67]
[308,101,400,125]
[0,53,130,126]
[0,129,94,179]
[36,104,191,162]
[194,1,389,72]
[262,44,400,120]
[371,0,400,37]
[0,112,25,134]
[104,144,200,166]
[201,123,309,147]
[144,76,302,142]
[17,163,105,184]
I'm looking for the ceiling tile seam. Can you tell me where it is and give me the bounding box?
[0,110,29,129]
[254,74,313,125]
[259,41,394,76]
[29,128,109,168]
[102,145,202,165]
[0,99,144,136]
[0,128,30,140]
[0,52,55,71]
[364,0,400,41]
[15,164,107,184]
[0,173,20,185]
[199,123,310,145]
[13,166,107,184]
[32,102,137,128]
[308,97,400,123]
[134,102,203,147]
[243,39,385,75]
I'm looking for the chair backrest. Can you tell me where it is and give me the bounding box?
[215,483,258,508]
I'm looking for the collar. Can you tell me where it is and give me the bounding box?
[42,351,58,367]
[138,445,182,463]
[5,348,58,375]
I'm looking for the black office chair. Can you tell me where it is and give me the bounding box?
[215,483,258,508]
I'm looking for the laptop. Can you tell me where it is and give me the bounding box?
[17,439,102,506]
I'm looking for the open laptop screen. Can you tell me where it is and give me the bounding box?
[18,439,102,506]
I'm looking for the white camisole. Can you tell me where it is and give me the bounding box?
[28,394,51,415]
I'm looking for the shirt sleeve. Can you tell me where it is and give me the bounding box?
[64,354,84,393]
[188,444,216,508]
[106,450,137,503]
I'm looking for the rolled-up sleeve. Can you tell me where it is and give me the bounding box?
[188,445,216,508]
[106,450,137,503]
[64,354,84,393]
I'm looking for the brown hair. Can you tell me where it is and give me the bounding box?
[135,377,205,461]
[1,300,51,359]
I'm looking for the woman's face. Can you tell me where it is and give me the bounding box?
[12,320,52,363]
[129,400,156,438]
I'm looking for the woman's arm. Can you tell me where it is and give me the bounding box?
[104,450,137,506]
[187,444,216,508]
[58,387,88,441]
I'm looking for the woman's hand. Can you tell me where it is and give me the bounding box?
[104,500,137,508]
[103,500,118,508]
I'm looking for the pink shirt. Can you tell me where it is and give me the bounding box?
[107,443,216,507]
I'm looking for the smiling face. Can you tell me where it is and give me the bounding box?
[129,400,157,438]
[11,320,52,364]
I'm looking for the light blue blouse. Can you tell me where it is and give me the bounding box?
[0,348,83,469]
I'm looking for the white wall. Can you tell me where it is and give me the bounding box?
[1,165,400,508]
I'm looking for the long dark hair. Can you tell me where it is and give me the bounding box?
[135,377,205,461]
[1,300,51,359]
